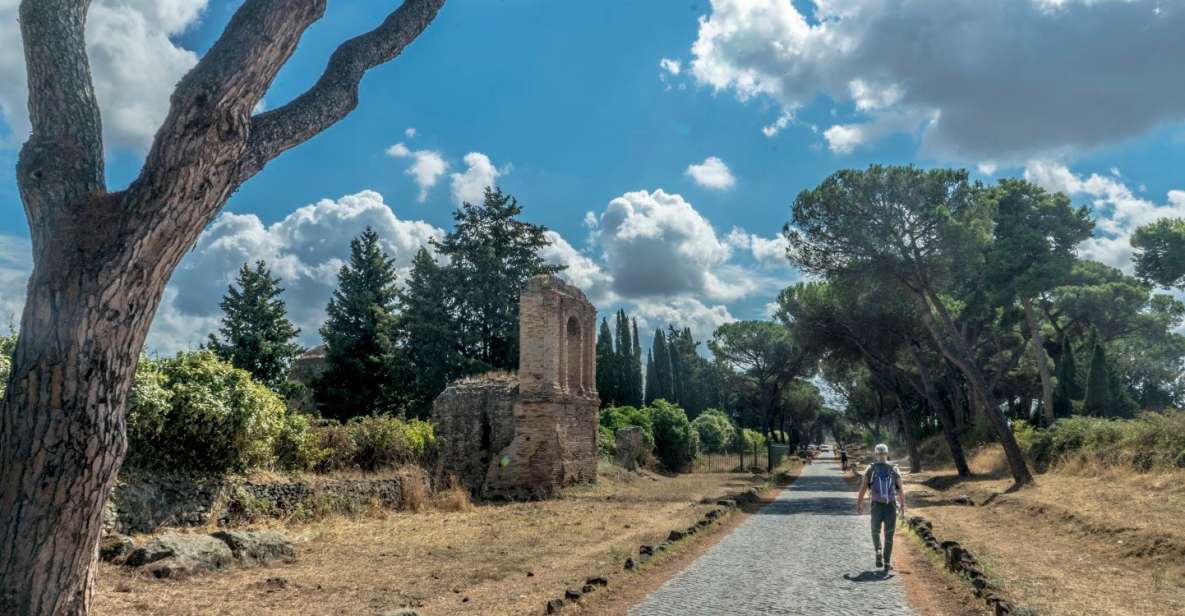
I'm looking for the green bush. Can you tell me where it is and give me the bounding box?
[598,425,616,459]
[649,400,699,473]
[347,415,436,471]
[125,351,285,473]
[691,409,736,453]
[600,405,655,450]
[1020,411,1185,471]
[273,412,330,471]
[312,423,357,472]
[739,428,766,451]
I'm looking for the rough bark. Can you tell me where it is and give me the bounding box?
[0,2,446,614]
[911,289,1034,486]
[1021,296,1056,426]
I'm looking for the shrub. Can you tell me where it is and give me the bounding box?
[274,412,330,471]
[691,409,736,453]
[312,423,357,472]
[649,400,699,473]
[598,425,616,458]
[125,351,285,473]
[1020,411,1185,472]
[600,405,655,449]
[347,414,436,471]
[738,428,766,452]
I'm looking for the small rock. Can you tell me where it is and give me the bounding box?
[462,596,469,603]
[99,534,134,563]
[564,589,582,601]
[639,544,655,556]
[211,530,295,565]
[263,576,288,590]
[126,533,234,578]
[668,530,686,542]
[581,584,595,593]
[624,557,636,571]
[586,576,608,587]
[527,571,535,577]
[545,598,564,613]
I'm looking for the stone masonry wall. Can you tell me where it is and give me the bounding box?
[431,376,518,493]
[433,274,600,500]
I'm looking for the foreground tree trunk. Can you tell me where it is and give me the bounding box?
[895,399,922,474]
[1021,296,1056,427]
[0,2,445,613]
[908,345,970,476]
[913,290,1034,486]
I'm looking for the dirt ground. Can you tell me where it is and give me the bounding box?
[94,464,789,616]
[905,446,1185,616]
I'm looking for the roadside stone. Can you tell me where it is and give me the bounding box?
[624,557,636,571]
[564,589,582,600]
[99,534,134,563]
[126,533,234,575]
[585,576,608,587]
[639,544,656,556]
[668,529,686,542]
[545,598,564,613]
[582,584,595,594]
[211,530,295,565]
[716,499,736,508]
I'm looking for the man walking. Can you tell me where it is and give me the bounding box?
[856,443,906,571]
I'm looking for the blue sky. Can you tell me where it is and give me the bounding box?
[2,0,1184,352]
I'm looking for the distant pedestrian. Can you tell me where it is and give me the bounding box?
[839,448,848,471]
[856,443,905,571]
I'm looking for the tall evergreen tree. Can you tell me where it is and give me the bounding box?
[206,260,302,390]
[615,310,634,403]
[631,318,644,407]
[317,228,402,420]
[1083,331,1110,417]
[652,328,674,401]
[1051,336,1080,421]
[397,248,467,418]
[595,318,617,405]
[433,187,562,371]
[644,349,657,405]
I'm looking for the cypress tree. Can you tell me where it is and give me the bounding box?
[317,227,402,420]
[652,328,674,402]
[206,260,302,390]
[1051,336,1079,421]
[644,349,657,405]
[596,318,616,405]
[615,310,634,404]
[1083,332,1109,417]
[631,318,644,407]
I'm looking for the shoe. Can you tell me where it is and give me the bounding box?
[883,561,892,572]
[875,551,883,568]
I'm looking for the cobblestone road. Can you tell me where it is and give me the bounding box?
[630,459,917,616]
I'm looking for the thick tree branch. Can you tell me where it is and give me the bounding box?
[16,0,105,236]
[237,0,447,182]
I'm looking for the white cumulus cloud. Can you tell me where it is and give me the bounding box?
[0,0,207,150]
[1024,160,1185,270]
[450,152,507,206]
[688,0,1185,161]
[685,156,736,190]
[152,190,445,351]
[386,142,448,202]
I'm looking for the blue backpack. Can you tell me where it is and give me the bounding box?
[868,462,898,504]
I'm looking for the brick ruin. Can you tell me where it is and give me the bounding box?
[433,274,599,499]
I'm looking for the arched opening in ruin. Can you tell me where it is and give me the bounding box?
[566,315,583,392]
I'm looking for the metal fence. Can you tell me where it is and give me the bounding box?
[689,447,771,473]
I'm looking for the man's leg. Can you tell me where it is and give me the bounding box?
[882,503,898,569]
[870,502,884,567]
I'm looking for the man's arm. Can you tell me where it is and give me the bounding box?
[856,468,868,513]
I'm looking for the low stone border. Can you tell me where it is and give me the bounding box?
[539,484,765,613]
[906,515,1034,616]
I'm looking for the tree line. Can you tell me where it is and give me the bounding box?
[205,188,562,420]
[778,165,1185,485]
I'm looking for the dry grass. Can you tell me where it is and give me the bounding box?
[93,466,772,616]
[907,444,1185,616]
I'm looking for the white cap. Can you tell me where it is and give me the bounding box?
[874,443,889,454]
